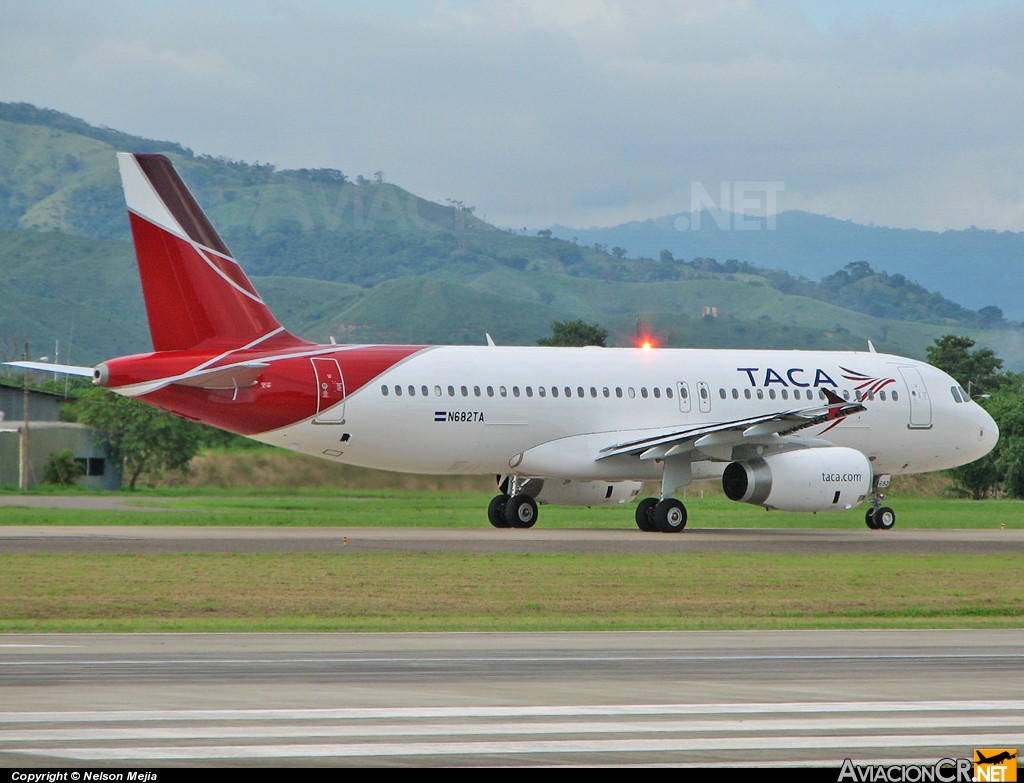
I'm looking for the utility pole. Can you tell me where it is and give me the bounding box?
[19,341,29,490]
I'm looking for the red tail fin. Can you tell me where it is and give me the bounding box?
[117,153,303,352]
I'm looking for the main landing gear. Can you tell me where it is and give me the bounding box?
[635,456,691,533]
[488,477,538,529]
[635,496,687,532]
[865,473,896,530]
[487,493,538,528]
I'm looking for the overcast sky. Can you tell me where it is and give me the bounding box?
[1,0,1022,231]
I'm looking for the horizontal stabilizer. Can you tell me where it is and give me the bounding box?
[3,361,94,377]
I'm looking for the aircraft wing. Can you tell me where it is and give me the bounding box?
[3,361,95,377]
[597,389,866,461]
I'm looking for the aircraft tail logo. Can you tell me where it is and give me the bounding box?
[117,152,302,353]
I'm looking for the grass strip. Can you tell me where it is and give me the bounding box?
[1,552,1021,632]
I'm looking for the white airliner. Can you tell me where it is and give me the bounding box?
[8,153,999,531]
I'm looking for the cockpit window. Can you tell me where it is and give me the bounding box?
[951,386,963,403]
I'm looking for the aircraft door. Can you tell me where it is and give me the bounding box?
[697,381,711,413]
[311,357,345,423]
[898,366,932,429]
[677,382,691,413]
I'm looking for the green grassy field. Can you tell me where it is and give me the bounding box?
[0,489,1022,633]
[2,551,1021,633]
[1,489,1021,529]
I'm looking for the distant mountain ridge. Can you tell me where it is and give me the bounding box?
[551,209,1024,319]
[1,101,1022,371]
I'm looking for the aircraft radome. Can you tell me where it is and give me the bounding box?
[7,154,999,532]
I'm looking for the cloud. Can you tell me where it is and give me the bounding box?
[1,0,1022,230]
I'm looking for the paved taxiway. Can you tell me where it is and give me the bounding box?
[1,630,1022,766]
[3,523,1024,554]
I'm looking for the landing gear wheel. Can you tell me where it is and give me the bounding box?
[865,509,879,530]
[653,498,687,533]
[873,506,896,530]
[488,494,511,528]
[505,494,538,529]
[635,497,658,532]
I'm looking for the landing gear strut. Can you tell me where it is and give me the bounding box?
[865,473,895,530]
[635,457,691,533]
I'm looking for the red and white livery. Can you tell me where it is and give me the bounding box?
[13,153,999,531]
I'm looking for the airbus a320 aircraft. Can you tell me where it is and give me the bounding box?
[9,153,999,532]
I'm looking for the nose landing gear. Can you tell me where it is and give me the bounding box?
[865,474,895,530]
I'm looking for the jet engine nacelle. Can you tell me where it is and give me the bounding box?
[522,478,644,507]
[722,447,872,512]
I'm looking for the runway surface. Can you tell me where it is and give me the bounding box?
[2,498,1022,766]
[3,523,1024,554]
[1,630,1022,767]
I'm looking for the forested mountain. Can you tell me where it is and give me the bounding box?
[551,207,1024,319]
[0,102,1021,369]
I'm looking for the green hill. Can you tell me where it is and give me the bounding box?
[1,101,1021,371]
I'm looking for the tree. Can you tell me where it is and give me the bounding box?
[42,449,85,486]
[924,335,1004,395]
[74,388,204,490]
[537,319,608,347]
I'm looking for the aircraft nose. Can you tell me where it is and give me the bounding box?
[972,403,999,459]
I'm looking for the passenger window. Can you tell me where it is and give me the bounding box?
[461,386,468,397]
[628,387,635,399]
[474,386,481,397]
[615,387,623,398]
[421,385,428,397]
[719,388,727,399]
[408,385,415,396]
[499,385,507,397]
[395,386,403,396]
[780,389,788,400]
[879,390,887,401]
[486,386,494,397]
[381,385,389,396]
[526,386,534,398]
[447,385,455,397]
[434,385,442,397]
[577,386,585,398]
[551,387,558,398]
[603,387,610,398]
[641,387,649,399]
[744,389,752,399]
[768,389,776,400]
[756,389,764,399]
[666,387,674,399]
[732,388,739,399]
[653,387,661,399]
[538,387,546,398]
[512,386,520,397]
[590,387,598,398]
[892,390,899,401]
